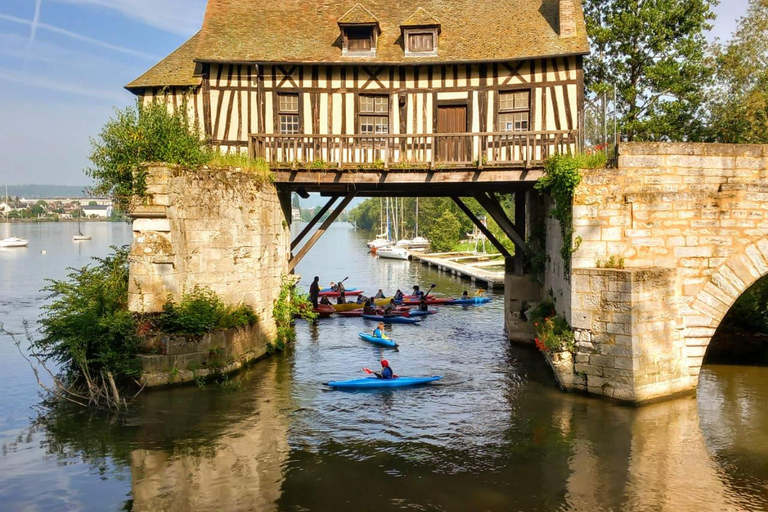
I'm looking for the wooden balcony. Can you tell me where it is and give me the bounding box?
[248,130,575,170]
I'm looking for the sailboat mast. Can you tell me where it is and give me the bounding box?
[415,198,419,238]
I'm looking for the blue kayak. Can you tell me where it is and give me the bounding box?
[407,308,438,317]
[362,314,421,324]
[445,297,492,305]
[320,286,358,293]
[326,376,442,389]
[358,332,398,348]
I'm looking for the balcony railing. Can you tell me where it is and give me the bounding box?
[248,131,575,169]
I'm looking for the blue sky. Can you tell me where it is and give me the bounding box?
[0,0,752,186]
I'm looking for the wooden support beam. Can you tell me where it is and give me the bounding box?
[291,195,339,251]
[289,193,355,272]
[452,197,512,259]
[474,192,529,256]
[513,190,526,275]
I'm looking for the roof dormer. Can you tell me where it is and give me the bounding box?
[400,8,441,57]
[338,4,380,57]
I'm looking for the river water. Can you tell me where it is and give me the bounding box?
[1,222,767,511]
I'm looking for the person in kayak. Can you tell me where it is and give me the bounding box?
[329,281,337,291]
[461,290,469,300]
[337,291,347,304]
[374,289,385,299]
[309,276,320,308]
[356,294,365,304]
[394,289,404,300]
[373,322,389,339]
[412,285,424,298]
[337,281,346,293]
[363,297,376,314]
[320,295,332,306]
[374,359,394,379]
[383,298,398,316]
[419,297,429,311]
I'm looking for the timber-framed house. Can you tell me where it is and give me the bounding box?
[127,0,589,170]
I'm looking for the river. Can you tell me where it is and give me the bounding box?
[1,221,767,511]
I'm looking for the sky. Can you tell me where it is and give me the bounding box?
[0,0,753,187]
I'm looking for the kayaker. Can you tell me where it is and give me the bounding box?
[461,290,469,300]
[373,322,389,339]
[356,294,365,304]
[419,297,429,311]
[309,276,320,308]
[374,289,385,299]
[330,281,337,291]
[394,289,404,300]
[374,359,394,379]
[412,285,424,298]
[320,296,332,306]
[337,291,347,305]
[383,298,397,316]
[363,297,376,314]
[337,281,346,293]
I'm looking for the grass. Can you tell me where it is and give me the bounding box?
[206,152,272,176]
[572,151,608,169]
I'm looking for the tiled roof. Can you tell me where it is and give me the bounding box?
[195,0,589,64]
[125,32,202,91]
[338,3,380,25]
[400,7,440,28]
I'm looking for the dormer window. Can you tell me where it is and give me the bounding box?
[338,4,380,56]
[400,8,441,57]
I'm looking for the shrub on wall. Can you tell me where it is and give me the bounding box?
[159,286,258,335]
[528,298,575,353]
[272,276,316,352]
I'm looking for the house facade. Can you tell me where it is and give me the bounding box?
[127,0,589,169]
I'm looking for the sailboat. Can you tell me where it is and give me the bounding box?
[72,207,92,241]
[367,198,391,251]
[377,197,409,260]
[0,185,29,248]
[395,198,429,251]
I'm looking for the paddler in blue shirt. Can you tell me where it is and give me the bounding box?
[461,290,469,300]
[394,289,404,300]
[373,322,389,339]
[375,359,394,379]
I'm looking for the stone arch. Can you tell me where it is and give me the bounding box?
[683,236,768,381]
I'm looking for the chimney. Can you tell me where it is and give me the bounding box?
[559,0,576,38]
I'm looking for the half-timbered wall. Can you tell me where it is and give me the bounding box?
[139,57,583,157]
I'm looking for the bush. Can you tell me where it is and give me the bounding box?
[220,304,259,330]
[159,287,258,335]
[86,97,211,209]
[427,210,462,252]
[34,246,141,406]
[272,276,316,352]
[527,298,575,353]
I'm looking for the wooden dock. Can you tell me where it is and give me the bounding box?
[409,252,506,290]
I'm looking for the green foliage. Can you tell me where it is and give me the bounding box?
[536,154,605,277]
[428,209,462,252]
[721,277,768,334]
[37,246,141,383]
[207,153,272,179]
[706,0,768,144]
[159,286,258,335]
[86,97,211,209]
[584,0,717,141]
[273,276,316,350]
[596,256,625,269]
[528,299,575,353]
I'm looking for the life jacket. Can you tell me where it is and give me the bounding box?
[381,366,394,379]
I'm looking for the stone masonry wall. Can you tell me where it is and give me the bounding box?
[570,143,768,393]
[129,165,290,343]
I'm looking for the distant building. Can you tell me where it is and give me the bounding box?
[83,205,113,218]
[291,207,301,221]
[0,202,11,214]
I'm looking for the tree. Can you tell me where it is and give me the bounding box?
[427,210,462,252]
[88,201,98,206]
[707,0,768,143]
[584,0,717,141]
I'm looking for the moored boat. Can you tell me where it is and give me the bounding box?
[377,246,409,260]
[313,304,336,318]
[331,303,364,312]
[325,376,442,389]
[362,314,420,324]
[0,236,29,248]
[444,297,492,305]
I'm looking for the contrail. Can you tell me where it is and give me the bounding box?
[23,0,43,68]
[0,12,160,61]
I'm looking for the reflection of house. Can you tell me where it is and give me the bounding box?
[82,205,113,218]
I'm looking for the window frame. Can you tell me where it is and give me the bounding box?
[342,25,378,56]
[403,27,439,57]
[277,92,301,135]
[497,89,531,133]
[357,94,390,138]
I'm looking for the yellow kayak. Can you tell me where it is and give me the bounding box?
[374,297,394,306]
[331,303,364,312]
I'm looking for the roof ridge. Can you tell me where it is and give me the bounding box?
[338,3,380,25]
[400,7,440,27]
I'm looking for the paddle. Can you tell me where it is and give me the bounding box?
[362,367,374,374]
[422,283,436,300]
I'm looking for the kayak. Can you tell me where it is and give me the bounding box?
[445,297,492,305]
[358,332,398,348]
[397,298,455,306]
[321,287,358,293]
[374,297,393,306]
[362,314,421,324]
[407,308,438,317]
[319,290,364,297]
[336,309,365,317]
[332,303,364,312]
[325,376,442,389]
[313,304,335,318]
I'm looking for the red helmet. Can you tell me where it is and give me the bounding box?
[380,359,389,367]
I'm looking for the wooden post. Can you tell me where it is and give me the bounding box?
[290,195,339,251]
[474,192,529,256]
[452,197,512,259]
[289,193,355,272]
[513,190,526,275]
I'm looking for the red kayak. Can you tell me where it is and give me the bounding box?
[398,298,455,306]
[313,304,336,318]
[337,307,410,318]
[318,290,364,298]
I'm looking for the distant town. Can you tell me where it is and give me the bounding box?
[0,196,116,220]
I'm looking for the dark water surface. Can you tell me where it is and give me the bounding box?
[1,222,768,511]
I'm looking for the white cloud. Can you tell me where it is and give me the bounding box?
[0,13,159,59]
[50,0,207,36]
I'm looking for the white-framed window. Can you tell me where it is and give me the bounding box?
[498,90,530,132]
[359,95,389,134]
[278,93,300,134]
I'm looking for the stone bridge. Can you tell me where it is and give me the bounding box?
[541,143,768,402]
